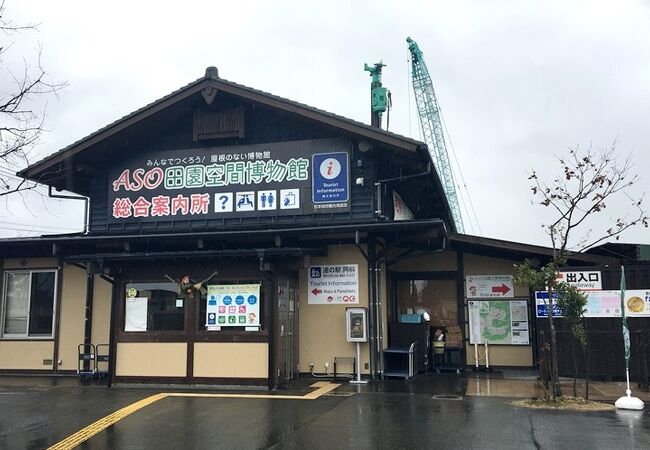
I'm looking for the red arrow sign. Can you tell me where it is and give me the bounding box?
[491,284,511,295]
[311,288,322,296]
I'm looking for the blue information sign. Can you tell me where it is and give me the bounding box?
[535,291,564,317]
[312,152,349,204]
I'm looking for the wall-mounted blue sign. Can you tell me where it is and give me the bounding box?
[535,291,564,317]
[312,152,349,209]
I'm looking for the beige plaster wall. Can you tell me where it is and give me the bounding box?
[193,342,268,378]
[463,253,533,367]
[0,341,54,370]
[299,244,370,374]
[57,265,87,370]
[116,342,187,377]
[91,277,112,347]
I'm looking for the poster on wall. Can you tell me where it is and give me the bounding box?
[206,284,261,329]
[308,264,359,304]
[535,290,650,318]
[466,275,514,298]
[468,299,530,345]
[124,297,148,332]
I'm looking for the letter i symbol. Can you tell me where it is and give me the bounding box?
[326,161,334,176]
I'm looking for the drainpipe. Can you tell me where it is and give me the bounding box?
[374,163,432,218]
[367,234,377,381]
[48,185,89,234]
[102,274,116,388]
[83,264,95,371]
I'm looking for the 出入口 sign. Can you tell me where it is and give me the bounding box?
[556,271,602,291]
[107,139,351,223]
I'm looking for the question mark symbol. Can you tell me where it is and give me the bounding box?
[219,195,228,210]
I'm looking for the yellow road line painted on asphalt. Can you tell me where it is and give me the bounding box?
[167,382,341,401]
[48,392,168,450]
[47,382,341,450]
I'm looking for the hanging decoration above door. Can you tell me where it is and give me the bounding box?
[164,270,219,295]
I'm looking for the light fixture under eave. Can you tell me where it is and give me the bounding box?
[358,141,372,152]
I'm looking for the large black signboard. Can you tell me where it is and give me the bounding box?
[108,138,351,223]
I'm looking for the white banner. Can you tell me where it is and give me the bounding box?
[535,289,650,318]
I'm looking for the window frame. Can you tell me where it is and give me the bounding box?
[122,281,187,334]
[1,269,58,340]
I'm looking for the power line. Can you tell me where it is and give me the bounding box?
[440,112,483,236]
[0,219,79,232]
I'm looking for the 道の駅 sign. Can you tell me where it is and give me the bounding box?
[308,264,359,304]
[466,275,514,298]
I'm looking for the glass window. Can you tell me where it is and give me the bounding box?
[29,272,56,335]
[2,271,56,338]
[125,282,184,332]
[396,279,458,326]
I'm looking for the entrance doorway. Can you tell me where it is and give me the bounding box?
[275,274,299,388]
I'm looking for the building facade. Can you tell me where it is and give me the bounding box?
[0,69,629,387]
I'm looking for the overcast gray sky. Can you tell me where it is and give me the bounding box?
[1,0,648,247]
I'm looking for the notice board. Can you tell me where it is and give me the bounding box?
[468,299,530,345]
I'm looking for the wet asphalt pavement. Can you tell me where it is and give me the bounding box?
[1,376,649,449]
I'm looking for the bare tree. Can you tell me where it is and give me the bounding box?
[515,142,647,400]
[0,1,66,197]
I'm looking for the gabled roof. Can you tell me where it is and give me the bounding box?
[18,68,427,182]
[448,233,621,265]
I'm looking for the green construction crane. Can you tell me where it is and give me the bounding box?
[407,37,464,232]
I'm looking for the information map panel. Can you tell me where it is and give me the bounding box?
[468,299,530,345]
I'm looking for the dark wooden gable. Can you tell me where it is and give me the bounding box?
[18,70,454,235]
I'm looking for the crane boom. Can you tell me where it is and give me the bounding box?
[407,37,464,232]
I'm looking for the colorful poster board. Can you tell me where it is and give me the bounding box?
[308,265,359,304]
[466,275,514,298]
[535,290,650,318]
[468,299,530,345]
[206,284,260,329]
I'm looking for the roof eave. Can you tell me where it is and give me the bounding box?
[18,77,421,183]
